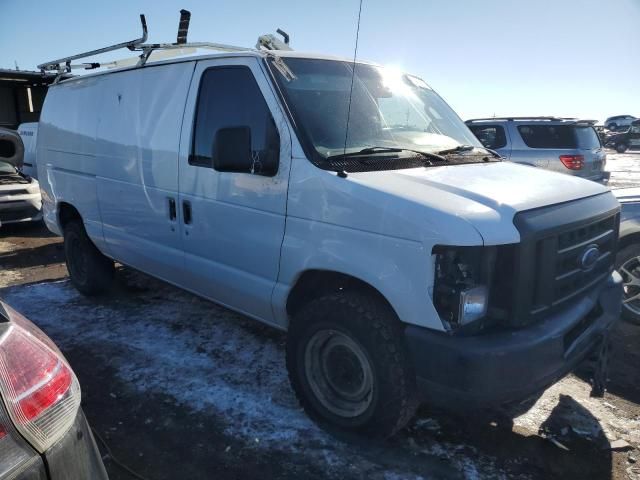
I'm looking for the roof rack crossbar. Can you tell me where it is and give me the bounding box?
[38,14,149,72]
[466,116,578,123]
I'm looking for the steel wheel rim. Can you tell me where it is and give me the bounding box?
[304,329,373,418]
[619,256,640,315]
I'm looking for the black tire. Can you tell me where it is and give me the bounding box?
[616,243,640,325]
[63,220,114,296]
[616,143,628,154]
[286,290,418,437]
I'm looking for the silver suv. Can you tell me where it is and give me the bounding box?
[466,117,608,182]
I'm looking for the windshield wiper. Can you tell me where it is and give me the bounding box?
[438,144,502,160]
[326,147,448,163]
[328,146,408,156]
[437,144,476,155]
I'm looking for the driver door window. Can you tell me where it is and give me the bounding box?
[190,66,280,174]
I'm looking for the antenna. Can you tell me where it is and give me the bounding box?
[341,0,364,163]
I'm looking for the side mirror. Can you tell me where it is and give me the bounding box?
[214,127,278,177]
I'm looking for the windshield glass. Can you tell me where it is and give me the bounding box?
[270,58,482,161]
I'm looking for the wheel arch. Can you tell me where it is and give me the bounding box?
[285,269,397,319]
[57,201,83,230]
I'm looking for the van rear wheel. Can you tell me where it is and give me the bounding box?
[64,220,114,296]
[286,290,417,437]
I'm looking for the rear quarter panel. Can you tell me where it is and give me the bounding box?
[37,77,103,244]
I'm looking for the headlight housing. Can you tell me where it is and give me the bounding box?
[432,246,496,330]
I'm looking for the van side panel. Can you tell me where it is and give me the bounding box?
[37,77,103,245]
[95,63,195,282]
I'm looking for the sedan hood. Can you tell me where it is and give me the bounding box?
[348,161,609,244]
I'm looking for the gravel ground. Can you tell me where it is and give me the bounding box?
[1,151,640,480]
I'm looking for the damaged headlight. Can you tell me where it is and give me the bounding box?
[432,246,496,330]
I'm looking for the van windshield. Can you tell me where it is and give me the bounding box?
[270,58,482,164]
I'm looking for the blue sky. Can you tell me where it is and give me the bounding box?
[1,0,638,122]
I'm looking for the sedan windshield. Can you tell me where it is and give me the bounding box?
[270,58,482,164]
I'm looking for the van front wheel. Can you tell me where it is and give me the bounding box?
[286,290,417,437]
[64,220,114,295]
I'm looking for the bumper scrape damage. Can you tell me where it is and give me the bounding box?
[405,271,622,409]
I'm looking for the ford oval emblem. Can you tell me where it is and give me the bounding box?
[579,245,600,271]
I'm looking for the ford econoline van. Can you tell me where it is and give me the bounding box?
[37,38,622,437]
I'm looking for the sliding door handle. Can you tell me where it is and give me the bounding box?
[182,200,192,225]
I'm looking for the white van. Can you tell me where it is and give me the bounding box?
[18,122,39,179]
[37,39,622,436]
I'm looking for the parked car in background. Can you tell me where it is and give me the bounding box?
[613,187,640,325]
[605,119,640,153]
[0,127,42,226]
[605,115,637,132]
[0,300,108,479]
[466,117,609,182]
[36,23,623,437]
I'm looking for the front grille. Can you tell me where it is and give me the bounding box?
[509,193,620,326]
[552,216,616,306]
[0,174,29,186]
[531,214,617,316]
[0,189,30,196]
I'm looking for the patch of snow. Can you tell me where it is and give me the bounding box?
[1,279,504,479]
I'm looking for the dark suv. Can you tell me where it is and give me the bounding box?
[466,117,609,182]
[605,119,640,153]
[0,301,107,479]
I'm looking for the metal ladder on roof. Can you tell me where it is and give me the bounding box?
[37,10,292,75]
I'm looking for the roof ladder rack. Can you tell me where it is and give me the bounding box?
[38,11,293,77]
[37,14,149,73]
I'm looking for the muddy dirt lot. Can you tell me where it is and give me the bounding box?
[1,153,640,480]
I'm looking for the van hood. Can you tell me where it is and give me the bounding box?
[345,161,609,245]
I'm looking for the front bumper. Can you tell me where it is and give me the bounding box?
[599,171,611,184]
[405,272,622,409]
[0,194,42,225]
